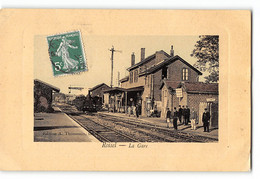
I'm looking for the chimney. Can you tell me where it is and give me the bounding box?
[170,45,174,56]
[131,52,135,66]
[141,48,145,61]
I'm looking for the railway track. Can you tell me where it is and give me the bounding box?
[59,105,179,142]
[97,113,218,143]
[69,113,138,142]
[70,113,172,142]
[57,103,217,143]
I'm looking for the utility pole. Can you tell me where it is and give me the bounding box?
[109,46,121,88]
[117,71,120,87]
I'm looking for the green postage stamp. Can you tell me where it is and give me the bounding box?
[47,31,87,76]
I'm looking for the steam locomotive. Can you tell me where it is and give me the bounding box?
[72,95,102,112]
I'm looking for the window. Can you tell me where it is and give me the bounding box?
[162,67,168,79]
[182,68,189,81]
[134,70,138,83]
[130,71,133,83]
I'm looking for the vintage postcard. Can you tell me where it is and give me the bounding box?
[0,9,251,171]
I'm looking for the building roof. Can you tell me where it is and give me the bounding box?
[139,55,202,77]
[125,86,144,92]
[127,50,171,71]
[119,76,129,83]
[89,83,110,92]
[180,82,218,94]
[161,80,218,94]
[103,87,126,93]
[34,79,60,92]
[160,81,182,90]
[103,86,144,94]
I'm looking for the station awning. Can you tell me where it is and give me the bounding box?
[125,86,144,92]
[103,86,144,94]
[103,87,126,94]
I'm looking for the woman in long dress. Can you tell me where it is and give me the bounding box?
[56,36,79,71]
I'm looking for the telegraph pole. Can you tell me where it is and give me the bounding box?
[109,46,121,87]
[117,71,120,87]
[110,47,114,88]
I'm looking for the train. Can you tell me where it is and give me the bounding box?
[72,94,103,112]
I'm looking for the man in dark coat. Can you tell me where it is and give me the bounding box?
[172,107,178,130]
[136,104,140,118]
[182,106,187,125]
[186,106,190,125]
[178,105,182,124]
[202,108,210,132]
[182,105,187,125]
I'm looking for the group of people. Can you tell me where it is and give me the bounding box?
[177,105,191,125]
[127,104,141,119]
[165,106,211,132]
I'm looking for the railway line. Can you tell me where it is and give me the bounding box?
[68,114,138,142]
[69,112,173,142]
[57,103,217,143]
[97,113,218,142]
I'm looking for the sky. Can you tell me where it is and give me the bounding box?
[34,35,202,95]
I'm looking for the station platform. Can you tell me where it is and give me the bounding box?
[98,111,218,140]
[34,107,99,142]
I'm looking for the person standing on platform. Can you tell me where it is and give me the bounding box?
[182,105,187,125]
[138,104,141,117]
[202,108,210,132]
[166,108,171,128]
[128,106,131,117]
[173,107,178,130]
[133,105,136,117]
[178,105,183,124]
[136,104,140,119]
[190,107,198,130]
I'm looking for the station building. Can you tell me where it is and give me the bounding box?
[89,83,111,103]
[105,46,206,117]
[103,87,127,112]
[160,81,219,127]
[34,79,60,113]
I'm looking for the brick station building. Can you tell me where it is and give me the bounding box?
[160,81,219,127]
[103,45,219,122]
[116,46,204,117]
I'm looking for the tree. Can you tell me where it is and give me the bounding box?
[191,35,219,83]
